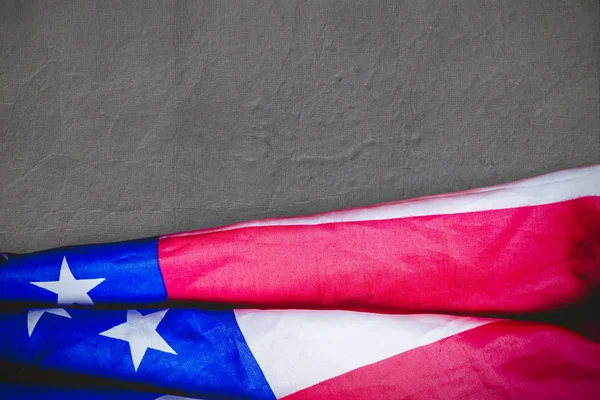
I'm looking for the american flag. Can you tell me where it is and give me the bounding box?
[0,165,599,399]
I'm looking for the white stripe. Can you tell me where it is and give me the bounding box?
[170,165,600,237]
[234,309,492,398]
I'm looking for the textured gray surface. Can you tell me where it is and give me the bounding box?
[1,0,599,253]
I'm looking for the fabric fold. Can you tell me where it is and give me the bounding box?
[1,308,598,399]
[1,165,598,315]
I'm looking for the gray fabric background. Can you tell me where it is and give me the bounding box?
[1,0,598,253]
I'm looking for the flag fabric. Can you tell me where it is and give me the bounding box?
[1,309,599,399]
[0,383,194,400]
[0,165,599,399]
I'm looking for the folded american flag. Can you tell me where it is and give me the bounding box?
[1,165,599,399]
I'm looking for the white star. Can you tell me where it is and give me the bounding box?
[30,257,105,305]
[100,309,176,371]
[27,308,71,336]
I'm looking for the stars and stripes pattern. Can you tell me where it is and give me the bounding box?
[0,165,599,399]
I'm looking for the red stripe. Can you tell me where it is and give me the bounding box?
[282,321,600,400]
[158,196,600,314]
